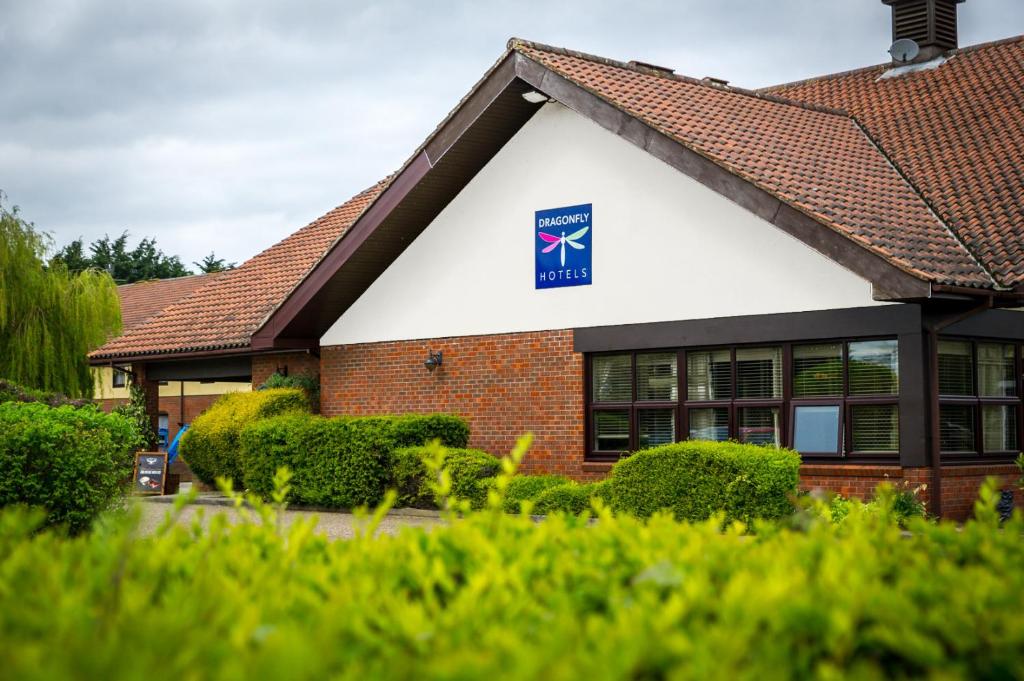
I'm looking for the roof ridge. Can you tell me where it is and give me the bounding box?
[117,272,215,290]
[762,33,1024,93]
[508,38,852,118]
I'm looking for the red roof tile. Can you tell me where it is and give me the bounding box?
[512,40,994,289]
[91,181,388,359]
[117,273,220,332]
[766,36,1024,287]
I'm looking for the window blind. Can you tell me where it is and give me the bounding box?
[592,354,632,402]
[793,343,843,397]
[939,404,975,452]
[982,405,1018,452]
[851,404,899,452]
[738,406,780,446]
[938,340,973,396]
[687,350,731,401]
[688,407,729,441]
[636,353,678,401]
[735,347,782,399]
[978,343,1016,398]
[848,340,899,395]
[593,410,630,452]
[638,409,675,449]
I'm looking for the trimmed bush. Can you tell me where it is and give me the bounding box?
[610,440,800,523]
[181,388,309,486]
[1,482,1023,680]
[502,474,571,513]
[533,480,611,515]
[0,402,141,532]
[386,446,499,510]
[0,378,92,408]
[240,413,474,508]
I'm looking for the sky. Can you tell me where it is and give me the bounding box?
[2,0,1022,269]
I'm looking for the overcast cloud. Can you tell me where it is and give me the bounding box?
[2,0,1022,268]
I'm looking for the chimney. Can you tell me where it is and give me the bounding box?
[882,0,965,64]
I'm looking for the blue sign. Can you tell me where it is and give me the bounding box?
[535,203,592,289]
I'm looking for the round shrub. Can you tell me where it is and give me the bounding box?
[533,480,611,515]
[181,388,309,486]
[0,402,142,533]
[502,474,571,513]
[389,414,470,449]
[610,440,801,524]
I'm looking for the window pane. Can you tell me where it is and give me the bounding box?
[793,343,843,397]
[638,409,676,449]
[736,347,782,399]
[848,340,899,396]
[851,405,899,452]
[636,353,678,401]
[687,350,732,401]
[793,405,841,455]
[978,343,1016,397]
[938,340,973,396]
[940,404,975,452]
[593,410,630,452]
[738,407,780,447]
[689,408,729,441]
[982,405,1018,452]
[592,354,632,402]
[688,409,729,440]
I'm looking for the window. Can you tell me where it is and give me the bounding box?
[938,340,1021,455]
[112,367,127,389]
[587,339,900,460]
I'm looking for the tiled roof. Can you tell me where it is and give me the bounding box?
[766,36,1024,288]
[117,273,220,332]
[91,181,387,359]
[511,40,994,289]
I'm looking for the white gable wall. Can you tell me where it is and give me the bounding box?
[322,103,886,346]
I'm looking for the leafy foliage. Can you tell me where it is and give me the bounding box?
[50,231,191,283]
[501,474,571,513]
[259,371,321,412]
[0,467,1022,679]
[0,402,141,533]
[0,378,93,409]
[0,200,121,397]
[111,381,156,450]
[610,440,801,523]
[388,445,500,510]
[533,480,611,515]
[239,414,473,508]
[180,389,310,486]
[193,251,236,273]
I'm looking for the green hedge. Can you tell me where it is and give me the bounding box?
[501,474,571,513]
[533,480,611,515]
[181,389,309,486]
[388,446,499,510]
[0,402,141,533]
[610,440,801,523]
[0,378,92,409]
[1,483,1022,679]
[240,414,473,508]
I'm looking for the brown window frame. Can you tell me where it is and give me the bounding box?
[585,337,901,463]
[938,338,1023,459]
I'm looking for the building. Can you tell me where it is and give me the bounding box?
[94,274,249,447]
[91,0,1024,518]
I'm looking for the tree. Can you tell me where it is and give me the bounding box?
[194,252,236,273]
[0,197,121,397]
[51,231,192,283]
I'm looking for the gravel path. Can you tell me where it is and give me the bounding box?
[133,497,443,540]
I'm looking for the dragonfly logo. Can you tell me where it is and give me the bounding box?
[535,203,592,290]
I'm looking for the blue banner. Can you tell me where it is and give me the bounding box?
[535,203,592,289]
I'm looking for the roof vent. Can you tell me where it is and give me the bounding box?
[628,60,674,75]
[882,0,965,63]
[701,76,730,88]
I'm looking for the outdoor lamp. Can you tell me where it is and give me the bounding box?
[424,350,443,372]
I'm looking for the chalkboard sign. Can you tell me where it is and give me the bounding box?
[132,452,167,495]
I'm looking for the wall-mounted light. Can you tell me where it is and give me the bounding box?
[521,90,550,104]
[424,350,443,372]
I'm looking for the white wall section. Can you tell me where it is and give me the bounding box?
[322,103,885,346]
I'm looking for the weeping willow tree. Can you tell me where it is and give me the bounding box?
[0,199,122,398]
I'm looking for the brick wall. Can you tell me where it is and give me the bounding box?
[252,351,320,387]
[800,463,1021,521]
[320,330,592,478]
